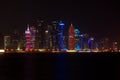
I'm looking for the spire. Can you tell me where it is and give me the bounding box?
[70,22,73,26]
[25,24,31,34]
[27,24,30,31]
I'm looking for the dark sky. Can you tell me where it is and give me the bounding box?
[0,0,120,40]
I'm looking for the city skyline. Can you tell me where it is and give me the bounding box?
[0,21,118,53]
[0,0,120,40]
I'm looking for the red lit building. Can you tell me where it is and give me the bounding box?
[68,24,75,50]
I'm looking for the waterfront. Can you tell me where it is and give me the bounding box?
[0,52,120,80]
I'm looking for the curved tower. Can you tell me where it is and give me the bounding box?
[68,24,75,50]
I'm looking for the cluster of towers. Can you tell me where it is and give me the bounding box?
[2,20,119,52]
[24,20,97,52]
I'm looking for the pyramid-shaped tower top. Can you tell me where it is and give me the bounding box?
[69,23,74,34]
[27,24,30,31]
[70,23,73,26]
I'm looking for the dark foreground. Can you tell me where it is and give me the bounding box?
[0,52,120,80]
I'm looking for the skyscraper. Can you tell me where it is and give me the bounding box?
[68,24,75,50]
[80,34,84,50]
[44,25,52,50]
[11,30,20,49]
[36,19,46,49]
[25,25,31,51]
[83,33,89,50]
[58,21,65,50]
[51,20,58,50]
[30,26,37,49]
[74,28,81,50]
[88,37,94,51]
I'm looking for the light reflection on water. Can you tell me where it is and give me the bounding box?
[0,53,119,80]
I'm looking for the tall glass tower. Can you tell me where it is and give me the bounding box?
[58,21,65,50]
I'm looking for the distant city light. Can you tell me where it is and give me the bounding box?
[59,21,65,26]
[0,49,5,53]
[0,20,119,53]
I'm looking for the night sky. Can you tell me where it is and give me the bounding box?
[0,0,120,40]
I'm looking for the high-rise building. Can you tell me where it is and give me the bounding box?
[68,24,75,50]
[58,21,65,50]
[44,25,52,50]
[11,30,20,49]
[74,28,81,50]
[88,37,94,51]
[25,25,31,51]
[36,19,46,49]
[80,34,84,50]
[30,26,37,49]
[51,20,59,50]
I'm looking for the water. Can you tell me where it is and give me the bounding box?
[0,52,120,80]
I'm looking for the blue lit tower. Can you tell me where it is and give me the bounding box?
[58,21,65,50]
[80,34,84,50]
[74,28,81,50]
[88,37,94,51]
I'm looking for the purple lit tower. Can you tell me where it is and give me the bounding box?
[25,25,31,51]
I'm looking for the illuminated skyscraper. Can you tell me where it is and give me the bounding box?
[25,25,31,51]
[74,28,81,50]
[58,21,65,50]
[68,24,75,50]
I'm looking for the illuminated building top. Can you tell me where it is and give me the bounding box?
[25,25,31,34]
